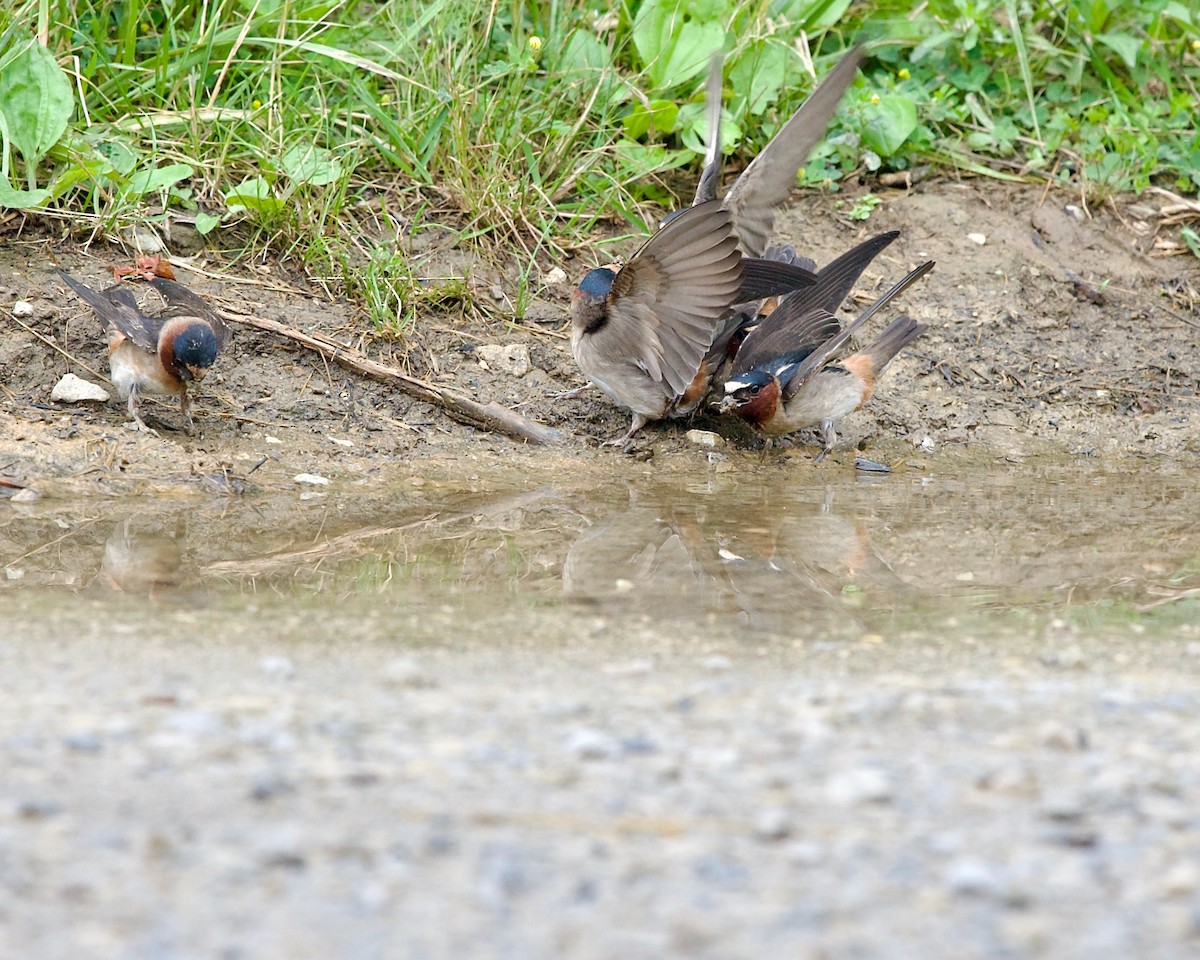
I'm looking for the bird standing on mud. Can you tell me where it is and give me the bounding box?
[571,44,866,442]
[56,272,228,436]
[720,260,934,460]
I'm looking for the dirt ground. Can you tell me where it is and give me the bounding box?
[1,179,1198,494]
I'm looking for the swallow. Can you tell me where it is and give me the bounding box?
[675,230,901,416]
[57,271,228,436]
[719,259,934,460]
[570,200,825,443]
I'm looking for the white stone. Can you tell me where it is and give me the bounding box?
[50,373,110,403]
[477,344,531,377]
[293,473,329,485]
[12,300,34,318]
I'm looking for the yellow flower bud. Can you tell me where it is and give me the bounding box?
[253,99,262,109]
[898,68,910,80]
[870,93,881,105]
[529,36,543,54]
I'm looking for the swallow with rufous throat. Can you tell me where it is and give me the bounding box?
[57,271,228,436]
[719,260,934,460]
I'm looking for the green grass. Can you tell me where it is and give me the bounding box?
[1,0,1198,330]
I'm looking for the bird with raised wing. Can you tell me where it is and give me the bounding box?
[719,260,934,460]
[57,272,228,436]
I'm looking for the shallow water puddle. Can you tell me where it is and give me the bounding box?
[2,460,1197,646]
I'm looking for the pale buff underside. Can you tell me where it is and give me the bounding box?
[107,332,183,401]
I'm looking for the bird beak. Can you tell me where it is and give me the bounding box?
[184,364,209,382]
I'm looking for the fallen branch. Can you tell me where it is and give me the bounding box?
[219,309,573,446]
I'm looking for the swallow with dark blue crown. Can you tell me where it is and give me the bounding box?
[571,45,867,443]
[719,260,934,461]
[56,271,228,436]
[660,44,869,418]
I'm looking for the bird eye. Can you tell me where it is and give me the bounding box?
[750,385,762,396]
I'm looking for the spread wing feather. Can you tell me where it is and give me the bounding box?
[780,260,934,399]
[56,270,163,353]
[588,202,742,398]
[723,45,865,257]
[731,231,902,374]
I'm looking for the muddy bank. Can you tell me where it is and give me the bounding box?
[2,180,1198,496]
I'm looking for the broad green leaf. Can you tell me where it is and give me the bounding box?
[224,177,285,214]
[124,163,194,197]
[728,40,787,117]
[558,29,608,74]
[0,178,51,208]
[1095,32,1141,72]
[623,99,680,139]
[652,20,725,90]
[769,0,853,29]
[860,95,918,157]
[632,1,723,90]
[1163,1,1193,24]
[679,102,741,155]
[194,211,222,235]
[0,42,74,169]
[613,139,691,180]
[281,145,342,186]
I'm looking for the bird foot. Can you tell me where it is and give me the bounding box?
[548,385,594,401]
[126,417,160,437]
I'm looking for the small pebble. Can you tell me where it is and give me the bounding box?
[753,808,793,841]
[967,232,987,245]
[566,728,619,761]
[543,266,568,285]
[293,473,329,485]
[826,767,893,805]
[260,656,295,680]
[685,429,724,449]
[945,858,1001,897]
[13,300,34,318]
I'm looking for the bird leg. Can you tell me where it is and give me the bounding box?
[125,385,156,435]
[813,420,837,463]
[549,384,595,401]
[601,412,647,448]
[180,389,197,437]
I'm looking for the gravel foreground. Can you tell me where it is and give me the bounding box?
[3,594,1199,960]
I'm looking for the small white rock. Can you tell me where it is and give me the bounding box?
[12,300,34,318]
[967,232,987,245]
[50,373,110,403]
[121,225,167,254]
[685,429,724,449]
[543,266,568,285]
[265,435,283,445]
[327,435,354,448]
[477,344,531,377]
[293,473,329,485]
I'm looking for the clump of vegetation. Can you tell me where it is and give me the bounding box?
[1,0,1198,313]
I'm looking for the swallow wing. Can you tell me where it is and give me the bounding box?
[729,231,904,373]
[149,277,229,347]
[779,260,934,400]
[691,51,725,207]
[732,299,843,381]
[722,45,864,257]
[594,201,743,397]
[56,270,162,352]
